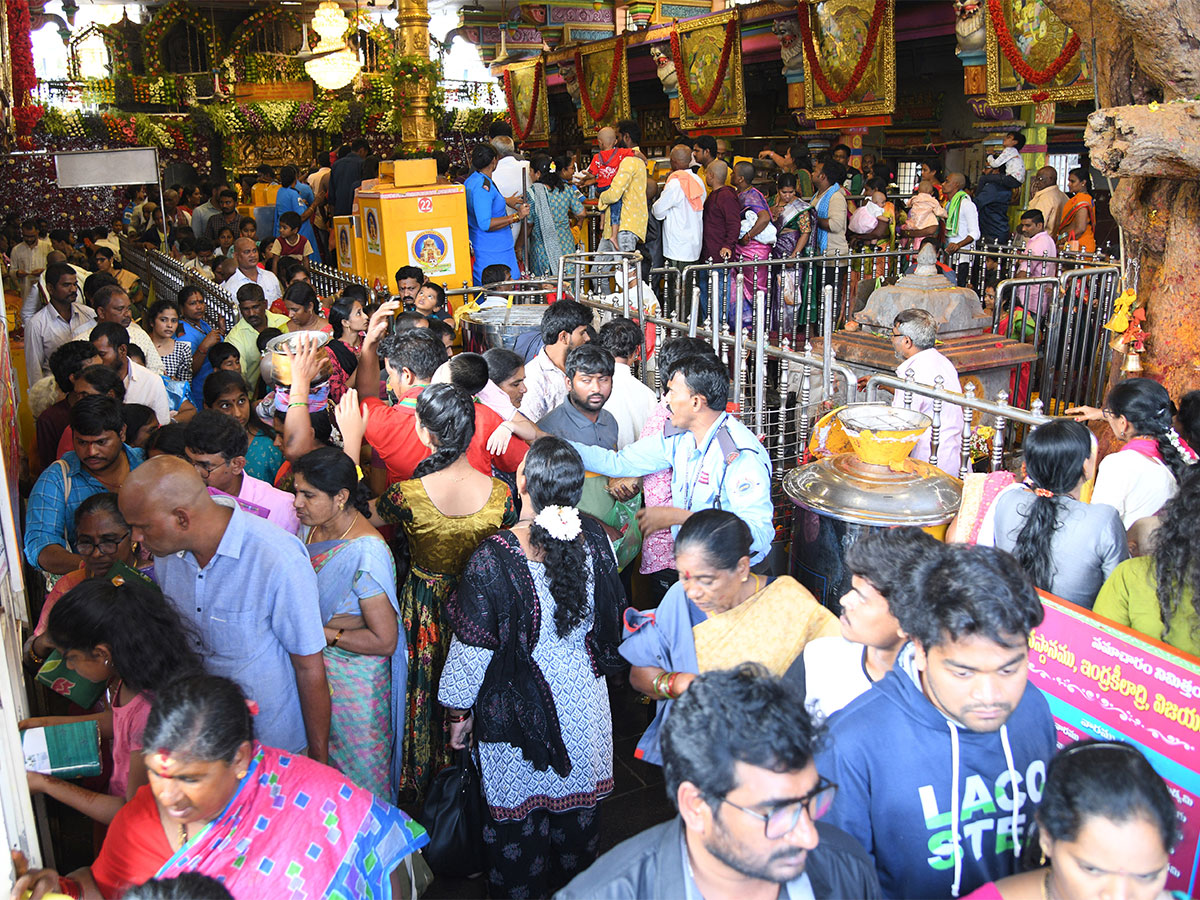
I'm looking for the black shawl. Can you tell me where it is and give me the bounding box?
[444,516,627,777]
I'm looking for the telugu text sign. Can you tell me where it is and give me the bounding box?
[1029,594,1200,895]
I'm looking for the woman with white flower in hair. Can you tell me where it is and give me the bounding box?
[440,436,626,899]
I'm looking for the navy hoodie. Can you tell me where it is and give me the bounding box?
[814,646,1056,900]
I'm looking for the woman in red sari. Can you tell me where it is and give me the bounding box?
[13,676,427,900]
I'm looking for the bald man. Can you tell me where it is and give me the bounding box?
[120,456,330,760]
[653,145,706,310]
[224,236,282,307]
[1027,166,1068,238]
[697,160,740,324]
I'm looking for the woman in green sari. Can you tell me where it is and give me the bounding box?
[293,447,403,800]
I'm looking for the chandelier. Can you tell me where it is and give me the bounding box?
[305,1,361,91]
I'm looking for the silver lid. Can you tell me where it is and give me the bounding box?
[265,330,331,353]
[783,454,962,526]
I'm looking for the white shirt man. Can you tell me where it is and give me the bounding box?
[225,266,283,308]
[25,300,94,386]
[652,166,705,265]
[491,144,529,241]
[944,192,980,266]
[521,346,570,424]
[11,235,51,301]
[124,360,171,425]
[606,361,658,449]
[22,263,91,326]
[893,344,965,474]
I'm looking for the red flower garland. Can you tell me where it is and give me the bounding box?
[797,0,887,105]
[503,62,542,142]
[574,37,624,124]
[670,18,738,118]
[7,0,38,99]
[986,0,1080,86]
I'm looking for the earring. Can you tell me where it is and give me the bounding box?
[1039,849,1047,866]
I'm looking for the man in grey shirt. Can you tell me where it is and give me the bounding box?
[537,343,620,450]
[120,456,331,761]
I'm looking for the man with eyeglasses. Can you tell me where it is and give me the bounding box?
[182,410,299,535]
[557,664,881,899]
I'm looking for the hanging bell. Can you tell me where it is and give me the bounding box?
[1122,350,1143,374]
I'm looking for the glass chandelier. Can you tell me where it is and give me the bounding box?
[305,1,360,91]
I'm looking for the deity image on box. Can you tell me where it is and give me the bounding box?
[338,227,352,268]
[673,11,746,132]
[365,208,381,256]
[985,0,1092,103]
[801,0,896,119]
[408,227,455,277]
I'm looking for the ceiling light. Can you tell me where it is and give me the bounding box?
[305,1,361,90]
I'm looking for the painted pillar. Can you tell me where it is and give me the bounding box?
[394,0,439,151]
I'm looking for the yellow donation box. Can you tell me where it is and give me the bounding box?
[355,179,471,293]
[333,215,364,277]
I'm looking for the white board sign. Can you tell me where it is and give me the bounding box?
[54,147,160,188]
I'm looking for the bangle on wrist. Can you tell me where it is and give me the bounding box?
[447,710,472,723]
[329,628,344,648]
[288,400,309,409]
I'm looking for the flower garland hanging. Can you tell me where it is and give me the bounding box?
[7,0,37,99]
[797,0,886,105]
[669,18,737,118]
[574,37,624,124]
[502,62,542,142]
[985,0,1080,86]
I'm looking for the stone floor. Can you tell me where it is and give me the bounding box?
[418,679,676,899]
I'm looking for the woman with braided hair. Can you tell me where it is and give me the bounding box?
[439,436,625,898]
[1068,378,1198,529]
[370,383,516,794]
[1096,466,1200,658]
[985,419,1127,608]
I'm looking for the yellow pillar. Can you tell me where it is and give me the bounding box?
[394,0,439,151]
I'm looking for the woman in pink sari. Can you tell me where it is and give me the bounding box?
[14,676,427,900]
[731,161,773,328]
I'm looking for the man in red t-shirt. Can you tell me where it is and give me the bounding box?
[355,303,526,483]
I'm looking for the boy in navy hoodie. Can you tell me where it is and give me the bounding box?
[815,544,1055,900]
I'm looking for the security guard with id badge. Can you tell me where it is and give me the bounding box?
[567,354,774,563]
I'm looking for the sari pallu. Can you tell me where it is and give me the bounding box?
[1056,192,1095,252]
[620,576,838,765]
[307,535,405,800]
[157,743,429,899]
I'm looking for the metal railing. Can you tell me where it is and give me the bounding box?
[310,263,370,301]
[142,249,237,328]
[865,373,1053,478]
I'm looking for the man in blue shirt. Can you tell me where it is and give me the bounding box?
[119,456,331,760]
[567,354,774,564]
[465,142,528,284]
[24,395,144,575]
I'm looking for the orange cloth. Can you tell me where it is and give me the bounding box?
[668,169,704,212]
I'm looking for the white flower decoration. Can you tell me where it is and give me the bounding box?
[533,505,582,541]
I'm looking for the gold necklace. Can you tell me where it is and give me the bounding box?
[1041,868,1052,900]
[306,511,358,545]
[179,821,188,847]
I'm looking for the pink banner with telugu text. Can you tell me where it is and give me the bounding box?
[1028,594,1200,895]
